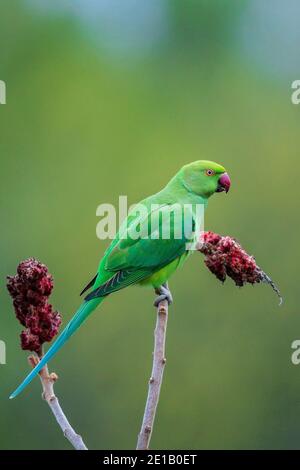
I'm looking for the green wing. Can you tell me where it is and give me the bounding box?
[106,203,194,270]
[85,204,193,300]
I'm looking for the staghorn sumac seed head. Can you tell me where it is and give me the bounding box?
[20,330,41,353]
[198,231,282,304]
[6,258,62,353]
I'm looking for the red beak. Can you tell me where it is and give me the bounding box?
[217,172,231,193]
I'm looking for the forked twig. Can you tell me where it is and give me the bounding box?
[136,299,169,450]
[29,352,88,450]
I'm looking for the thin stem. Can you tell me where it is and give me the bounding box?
[28,352,88,450]
[136,298,169,450]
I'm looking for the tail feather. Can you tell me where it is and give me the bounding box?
[10,297,103,399]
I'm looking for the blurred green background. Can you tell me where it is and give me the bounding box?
[1,0,300,450]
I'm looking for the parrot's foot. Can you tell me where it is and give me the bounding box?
[154,284,173,307]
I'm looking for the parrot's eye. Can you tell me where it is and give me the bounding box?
[205,169,215,176]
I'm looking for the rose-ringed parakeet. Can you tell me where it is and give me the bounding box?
[10,160,231,399]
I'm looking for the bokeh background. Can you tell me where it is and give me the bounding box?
[1,0,300,450]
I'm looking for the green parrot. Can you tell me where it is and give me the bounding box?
[10,160,231,399]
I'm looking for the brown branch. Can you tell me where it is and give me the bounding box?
[136,298,169,450]
[28,352,88,450]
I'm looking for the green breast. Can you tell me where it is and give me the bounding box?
[139,252,190,289]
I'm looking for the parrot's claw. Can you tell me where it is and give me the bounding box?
[154,284,173,307]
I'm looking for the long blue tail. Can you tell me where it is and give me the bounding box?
[10,297,103,399]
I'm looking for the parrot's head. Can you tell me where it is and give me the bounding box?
[180,160,231,198]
